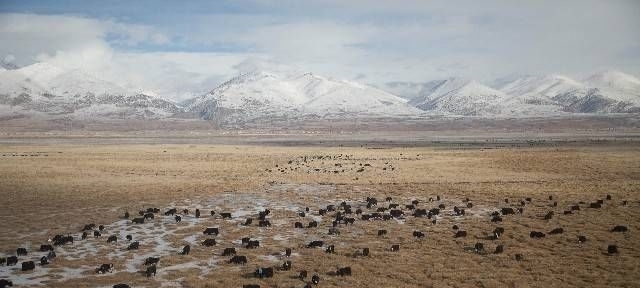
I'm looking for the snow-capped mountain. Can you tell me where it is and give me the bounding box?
[495,75,583,105]
[0,62,183,119]
[407,78,512,116]
[187,68,422,122]
[493,70,640,114]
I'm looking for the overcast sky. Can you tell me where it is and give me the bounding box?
[1,0,639,100]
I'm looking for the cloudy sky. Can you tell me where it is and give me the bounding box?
[1,0,639,100]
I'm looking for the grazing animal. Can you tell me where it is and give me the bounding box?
[258,220,271,227]
[6,256,18,266]
[145,265,157,277]
[413,231,425,238]
[377,229,388,236]
[515,254,524,261]
[229,255,248,265]
[16,248,27,256]
[491,216,503,222]
[175,215,181,223]
[571,205,580,211]
[144,257,159,266]
[494,245,504,254]
[203,227,219,235]
[308,221,318,228]
[47,251,56,260]
[244,218,253,226]
[254,267,274,278]
[607,245,618,254]
[165,208,177,216]
[113,284,130,288]
[82,232,88,240]
[126,235,132,241]
[312,274,320,284]
[337,266,352,276]
[241,237,250,244]
[530,231,545,238]
[501,208,515,215]
[202,239,216,247]
[127,241,139,250]
[243,285,260,288]
[82,224,96,231]
[0,279,13,288]
[95,263,114,274]
[223,248,237,256]
[606,194,612,200]
[564,210,572,215]
[544,211,554,220]
[131,217,145,224]
[107,235,118,243]
[328,227,340,235]
[549,228,564,235]
[578,235,587,243]
[285,248,292,257]
[181,245,190,255]
[144,213,154,220]
[306,240,324,248]
[589,202,602,209]
[452,225,459,230]
[299,270,308,280]
[0,258,5,266]
[611,225,628,232]
[220,212,232,219]
[94,231,101,238]
[281,260,292,271]
[40,256,49,266]
[258,209,271,220]
[391,244,400,252]
[294,222,304,228]
[40,244,53,252]
[124,211,130,219]
[21,261,35,271]
[195,209,200,218]
[474,243,484,253]
[247,240,260,249]
[362,247,370,256]
[325,245,335,253]
[454,230,467,238]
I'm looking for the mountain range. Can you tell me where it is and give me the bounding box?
[1,60,639,123]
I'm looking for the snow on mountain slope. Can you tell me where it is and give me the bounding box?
[495,71,640,114]
[408,78,512,116]
[188,69,422,122]
[0,62,183,119]
[583,70,640,104]
[496,75,583,103]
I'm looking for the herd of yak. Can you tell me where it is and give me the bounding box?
[0,191,631,288]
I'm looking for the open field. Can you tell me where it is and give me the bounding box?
[0,135,639,287]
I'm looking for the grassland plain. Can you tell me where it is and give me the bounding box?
[0,140,639,287]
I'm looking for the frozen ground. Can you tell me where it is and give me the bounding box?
[0,183,498,286]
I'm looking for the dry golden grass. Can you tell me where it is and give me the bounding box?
[0,141,639,287]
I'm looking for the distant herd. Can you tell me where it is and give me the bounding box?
[0,192,631,288]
